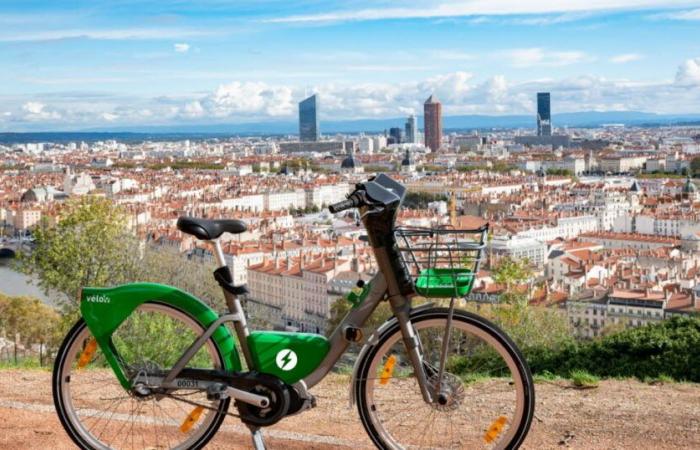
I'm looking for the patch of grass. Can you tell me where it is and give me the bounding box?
[570,370,599,388]
[533,370,564,383]
[0,358,50,370]
[644,374,674,385]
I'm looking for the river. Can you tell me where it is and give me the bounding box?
[0,261,54,304]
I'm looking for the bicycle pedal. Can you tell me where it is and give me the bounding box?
[206,383,230,401]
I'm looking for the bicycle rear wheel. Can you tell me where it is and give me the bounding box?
[355,308,535,449]
[53,302,229,450]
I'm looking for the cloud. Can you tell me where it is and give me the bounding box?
[264,1,700,24]
[174,43,191,53]
[610,53,644,64]
[501,48,592,68]
[656,8,700,20]
[676,58,700,86]
[22,102,62,121]
[0,27,216,43]
[8,58,700,129]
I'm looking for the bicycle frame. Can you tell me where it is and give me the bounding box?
[158,238,435,403]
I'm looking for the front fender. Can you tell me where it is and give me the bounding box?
[81,283,241,389]
[348,302,434,407]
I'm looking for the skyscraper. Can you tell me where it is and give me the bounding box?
[405,114,418,144]
[537,92,552,137]
[424,95,442,152]
[299,94,319,142]
[389,127,403,144]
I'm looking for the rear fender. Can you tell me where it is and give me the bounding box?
[80,283,241,389]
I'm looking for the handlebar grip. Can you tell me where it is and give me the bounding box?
[328,198,356,213]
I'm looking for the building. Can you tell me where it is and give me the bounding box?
[537,92,552,137]
[400,149,416,173]
[424,95,442,152]
[405,115,418,144]
[389,127,403,145]
[299,94,319,142]
[358,136,374,154]
[340,147,363,174]
[490,236,547,268]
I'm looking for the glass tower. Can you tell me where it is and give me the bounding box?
[537,92,552,137]
[405,114,417,144]
[299,94,319,142]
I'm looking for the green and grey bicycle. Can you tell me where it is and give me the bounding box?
[52,174,534,449]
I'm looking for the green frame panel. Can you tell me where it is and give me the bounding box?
[80,283,241,389]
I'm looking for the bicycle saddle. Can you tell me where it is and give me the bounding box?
[177,216,247,240]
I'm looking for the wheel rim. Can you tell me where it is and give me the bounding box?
[57,303,225,450]
[363,317,527,450]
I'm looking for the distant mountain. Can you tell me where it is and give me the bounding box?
[89,111,700,134]
[3,111,700,143]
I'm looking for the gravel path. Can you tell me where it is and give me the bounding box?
[0,369,698,449]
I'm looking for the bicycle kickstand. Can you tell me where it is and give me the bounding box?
[247,424,266,450]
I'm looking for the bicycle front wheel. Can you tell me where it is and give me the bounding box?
[53,302,229,450]
[355,308,535,450]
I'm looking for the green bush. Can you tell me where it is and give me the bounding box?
[526,316,700,382]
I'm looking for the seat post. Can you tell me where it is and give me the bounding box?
[211,238,255,369]
[211,239,227,268]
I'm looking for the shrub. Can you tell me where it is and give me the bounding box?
[526,316,700,382]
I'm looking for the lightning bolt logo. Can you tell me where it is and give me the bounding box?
[275,349,298,371]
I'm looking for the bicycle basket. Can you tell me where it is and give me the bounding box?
[395,225,488,298]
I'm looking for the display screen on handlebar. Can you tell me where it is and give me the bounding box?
[362,174,407,208]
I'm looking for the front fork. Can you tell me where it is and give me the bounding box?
[388,295,434,403]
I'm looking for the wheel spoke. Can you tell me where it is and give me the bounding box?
[54,303,228,449]
[357,312,534,450]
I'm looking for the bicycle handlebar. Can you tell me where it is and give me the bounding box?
[329,192,364,213]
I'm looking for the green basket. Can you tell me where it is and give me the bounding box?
[415,268,475,298]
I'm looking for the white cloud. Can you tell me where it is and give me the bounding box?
[657,8,700,20]
[610,53,644,63]
[201,81,295,118]
[22,102,61,120]
[501,48,592,68]
[265,1,700,24]
[0,28,216,43]
[676,58,700,85]
[9,58,700,128]
[174,43,191,53]
[101,112,119,121]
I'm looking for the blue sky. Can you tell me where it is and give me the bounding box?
[2,1,700,130]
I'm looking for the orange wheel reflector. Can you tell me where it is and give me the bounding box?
[180,406,205,433]
[77,338,98,369]
[379,355,396,385]
[483,416,508,444]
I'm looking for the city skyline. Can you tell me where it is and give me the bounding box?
[2,1,700,130]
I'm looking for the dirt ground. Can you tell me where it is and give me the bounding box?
[0,369,698,449]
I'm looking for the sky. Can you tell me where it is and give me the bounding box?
[2,0,700,131]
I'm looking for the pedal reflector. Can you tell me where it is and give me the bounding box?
[180,406,205,433]
[379,355,396,385]
[77,338,98,369]
[483,416,508,444]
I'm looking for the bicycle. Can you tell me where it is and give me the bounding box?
[53,173,535,449]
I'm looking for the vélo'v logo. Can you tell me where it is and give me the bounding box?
[275,349,298,371]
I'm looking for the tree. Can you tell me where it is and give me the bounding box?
[492,256,533,307]
[692,157,700,177]
[326,296,393,337]
[22,196,139,313]
[0,294,61,365]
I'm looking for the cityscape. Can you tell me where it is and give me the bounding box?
[1,1,700,448]
[2,89,700,335]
